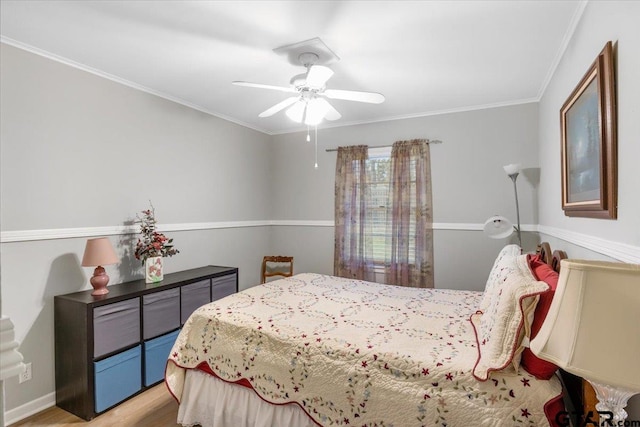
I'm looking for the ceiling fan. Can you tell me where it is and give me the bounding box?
[232,52,385,126]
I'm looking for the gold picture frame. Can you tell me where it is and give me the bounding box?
[560,41,617,219]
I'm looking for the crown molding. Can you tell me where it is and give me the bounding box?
[0,37,271,136]
[536,0,589,100]
[271,99,540,136]
[1,38,541,138]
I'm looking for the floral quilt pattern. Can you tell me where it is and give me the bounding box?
[166,273,562,426]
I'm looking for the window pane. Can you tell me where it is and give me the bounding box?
[365,151,418,265]
[366,156,390,264]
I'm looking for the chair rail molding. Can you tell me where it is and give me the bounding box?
[2,221,638,264]
[1,221,538,242]
[538,225,640,264]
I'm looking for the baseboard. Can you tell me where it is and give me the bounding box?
[4,391,55,426]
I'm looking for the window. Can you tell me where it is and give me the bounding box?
[365,147,417,265]
[334,140,433,288]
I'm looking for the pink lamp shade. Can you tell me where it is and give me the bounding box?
[81,237,119,296]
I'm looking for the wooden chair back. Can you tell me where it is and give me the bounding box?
[261,256,294,284]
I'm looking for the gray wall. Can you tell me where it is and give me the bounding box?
[269,103,541,290]
[539,0,640,246]
[537,1,640,418]
[0,43,273,416]
[3,0,640,420]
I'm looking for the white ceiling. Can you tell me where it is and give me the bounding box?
[0,1,585,135]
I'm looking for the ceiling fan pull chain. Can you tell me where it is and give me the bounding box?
[314,125,319,169]
[307,125,311,142]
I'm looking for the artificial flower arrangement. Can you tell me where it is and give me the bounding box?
[134,203,179,265]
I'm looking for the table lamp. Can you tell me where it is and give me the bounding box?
[530,259,640,424]
[81,237,119,296]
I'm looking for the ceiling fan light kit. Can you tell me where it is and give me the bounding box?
[232,38,385,127]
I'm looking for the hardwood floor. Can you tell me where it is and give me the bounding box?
[9,384,181,426]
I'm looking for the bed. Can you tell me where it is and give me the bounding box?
[166,243,579,427]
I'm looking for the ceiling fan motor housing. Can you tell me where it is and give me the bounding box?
[290,73,309,88]
[298,52,319,67]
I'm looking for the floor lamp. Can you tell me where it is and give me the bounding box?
[503,163,522,247]
[483,163,522,247]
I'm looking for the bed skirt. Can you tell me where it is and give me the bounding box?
[176,369,318,427]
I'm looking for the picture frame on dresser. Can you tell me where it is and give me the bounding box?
[560,40,617,219]
[54,265,238,420]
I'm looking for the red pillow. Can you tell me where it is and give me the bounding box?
[521,254,559,379]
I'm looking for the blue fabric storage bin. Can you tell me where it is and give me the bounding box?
[144,329,180,386]
[94,345,141,413]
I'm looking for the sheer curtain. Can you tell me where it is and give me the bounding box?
[333,145,376,281]
[384,139,434,288]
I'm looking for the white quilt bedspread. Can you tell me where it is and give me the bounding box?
[166,273,562,426]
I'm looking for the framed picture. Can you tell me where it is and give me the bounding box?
[561,41,617,219]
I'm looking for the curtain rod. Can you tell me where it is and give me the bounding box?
[325,140,442,152]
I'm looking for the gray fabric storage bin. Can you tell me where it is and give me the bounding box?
[142,288,180,339]
[211,273,236,301]
[181,279,211,324]
[93,299,140,358]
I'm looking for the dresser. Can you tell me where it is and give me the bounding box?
[54,265,237,420]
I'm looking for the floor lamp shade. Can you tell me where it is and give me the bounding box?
[530,259,640,391]
[82,237,119,296]
[483,215,514,239]
[483,163,522,247]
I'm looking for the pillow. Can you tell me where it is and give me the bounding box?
[471,254,549,381]
[520,254,560,379]
[479,244,522,313]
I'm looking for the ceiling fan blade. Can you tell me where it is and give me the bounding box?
[323,89,385,104]
[232,81,296,93]
[285,101,306,123]
[306,65,334,88]
[258,97,299,118]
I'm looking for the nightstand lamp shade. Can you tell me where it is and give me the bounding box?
[82,237,119,296]
[530,259,640,423]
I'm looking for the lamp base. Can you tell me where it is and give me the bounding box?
[587,379,638,424]
[89,266,110,296]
